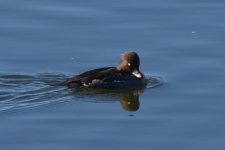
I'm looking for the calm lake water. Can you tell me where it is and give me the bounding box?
[1,0,225,150]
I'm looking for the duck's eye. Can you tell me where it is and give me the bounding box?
[127,63,131,66]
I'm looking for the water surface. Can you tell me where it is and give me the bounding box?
[1,0,225,150]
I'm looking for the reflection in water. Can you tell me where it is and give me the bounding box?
[119,90,140,111]
[0,73,162,112]
[70,88,142,112]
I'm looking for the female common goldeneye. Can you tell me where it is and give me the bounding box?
[65,51,146,89]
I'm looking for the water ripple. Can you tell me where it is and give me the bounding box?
[0,73,71,112]
[145,74,163,89]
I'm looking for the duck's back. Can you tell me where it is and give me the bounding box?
[65,67,121,88]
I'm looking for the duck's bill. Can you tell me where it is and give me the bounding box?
[132,70,142,78]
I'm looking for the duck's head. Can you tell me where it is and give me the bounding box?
[117,51,143,78]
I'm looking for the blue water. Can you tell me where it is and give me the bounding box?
[1,0,225,150]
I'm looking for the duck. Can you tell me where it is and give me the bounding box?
[65,51,146,89]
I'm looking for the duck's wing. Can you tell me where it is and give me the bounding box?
[65,67,117,88]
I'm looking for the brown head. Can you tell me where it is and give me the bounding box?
[117,51,143,78]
